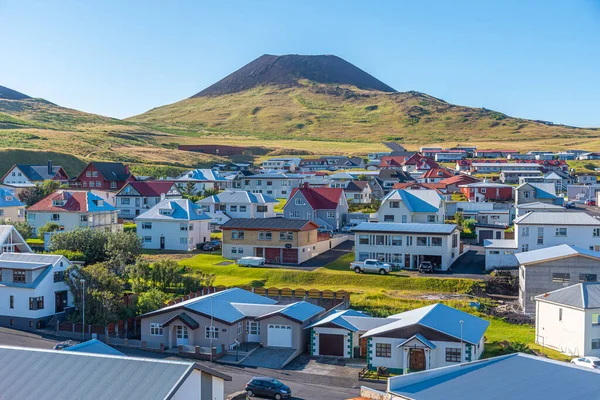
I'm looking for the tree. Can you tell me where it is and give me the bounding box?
[183,182,195,196]
[357,173,368,181]
[17,180,66,207]
[49,228,108,264]
[105,231,142,274]
[66,263,125,325]
[38,222,61,238]
[202,187,220,198]
[454,211,465,226]
[136,288,168,314]
[128,259,152,293]
[9,221,33,240]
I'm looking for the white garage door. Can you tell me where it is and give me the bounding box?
[267,324,293,348]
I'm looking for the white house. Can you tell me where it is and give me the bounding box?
[197,191,278,218]
[353,222,460,270]
[535,282,600,357]
[239,173,304,199]
[0,345,231,400]
[0,225,32,254]
[260,157,301,172]
[0,252,73,330]
[27,190,122,236]
[1,161,69,189]
[374,189,445,224]
[343,181,372,204]
[360,304,489,375]
[0,188,25,222]
[174,169,228,194]
[135,199,211,251]
[516,201,565,217]
[115,181,181,218]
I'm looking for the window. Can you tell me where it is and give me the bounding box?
[96,181,102,187]
[237,322,243,335]
[51,214,60,221]
[230,205,238,212]
[445,348,461,362]
[180,237,188,245]
[295,198,303,206]
[288,210,300,218]
[326,211,335,219]
[150,323,163,336]
[521,244,529,252]
[537,227,544,245]
[552,273,570,283]
[266,181,273,186]
[407,236,413,246]
[555,227,567,237]
[13,270,25,283]
[490,250,500,255]
[375,343,391,357]
[206,326,219,339]
[559,308,563,322]
[279,231,293,241]
[53,271,64,283]
[28,213,35,221]
[427,215,436,223]
[401,215,407,223]
[88,181,95,188]
[29,296,44,310]
[384,215,395,222]
[480,188,487,194]
[110,181,117,189]
[180,223,188,231]
[238,205,247,213]
[521,227,529,237]
[358,252,369,261]
[238,247,244,254]
[431,237,442,247]
[359,235,369,245]
[9,295,14,309]
[92,171,98,178]
[232,247,237,254]
[141,222,152,230]
[256,205,266,213]
[86,171,92,177]
[592,314,600,325]
[593,339,600,350]
[452,234,458,248]
[417,236,427,246]
[258,231,272,241]
[375,235,385,246]
[188,223,194,231]
[595,228,600,237]
[580,274,597,282]
[231,230,245,240]
[143,236,152,243]
[389,201,400,209]
[392,236,402,246]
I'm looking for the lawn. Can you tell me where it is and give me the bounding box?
[274,198,287,214]
[26,238,44,246]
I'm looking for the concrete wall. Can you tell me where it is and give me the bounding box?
[535,301,586,356]
[485,248,518,270]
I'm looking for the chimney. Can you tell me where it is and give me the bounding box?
[303,182,310,189]
[48,160,53,176]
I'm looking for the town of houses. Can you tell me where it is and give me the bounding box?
[2,144,600,399]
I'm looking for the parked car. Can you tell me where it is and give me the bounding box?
[341,223,357,233]
[245,377,291,399]
[565,201,576,209]
[350,259,391,275]
[418,261,434,273]
[236,256,266,267]
[317,227,334,237]
[571,356,600,369]
[586,199,597,206]
[202,240,222,251]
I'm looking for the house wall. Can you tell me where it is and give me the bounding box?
[515,184,555,206]
[484,248,518,270]
[515,223,600,253]
[137,220,210,251]
[535,301,587,357]
[0,206,25,222]
[259,314,303,349]
[241,178,302,199]
[520,256,600,313]
[284,190,348,230]
[117,194,182,219]
[28,211,121,235]
[311,327,355,358]
[377,197,444,224]
[201,203,276,219]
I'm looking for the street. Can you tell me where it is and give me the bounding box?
[0,327,384,399]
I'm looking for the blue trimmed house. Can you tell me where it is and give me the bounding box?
[515,182,562,207]
[375,189,445,224]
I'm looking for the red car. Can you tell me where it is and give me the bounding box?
[585,199,596,206]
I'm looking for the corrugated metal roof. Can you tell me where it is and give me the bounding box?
[362,304,489,345]
[0,227,31,253]
[197,191,278,205]
[397,333,437,349]
[353,222,457,235]
[483,239,518,249]
[136,198,211,221]
[63,339,124,356]
[0,252,63,265]
[221,217,315,230]
[515,244,600,265]
[388,353,600,400]
[278,301,324,322]
[536,282,600,309]
[517,202,564,210]
[177,169,226,182]
[514,212,600,226]
[381,189,442,213]
[231,303,286,317]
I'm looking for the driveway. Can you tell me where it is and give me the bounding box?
[239,347,296,369]
[450,245,486,275]
[299,239,354,270]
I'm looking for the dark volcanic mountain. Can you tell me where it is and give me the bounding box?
[0,85,31,100]
[192,54,396,97]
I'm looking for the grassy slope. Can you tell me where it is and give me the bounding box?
[177,252,569,361]
[130,84,600,150]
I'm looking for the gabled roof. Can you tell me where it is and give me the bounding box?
[514,211,600,226]
[362,303,489,345]
[459,182,513,188]
[116,181,179,197]
[307,309,394,332]
[245,173,303,179]
[9,164,66,181]
[82,162,131,182]
[536,282,600,309]
[440,174,480,185]
[0,345,231,399]
[0,228,32,253]
[515,244,600,265]
[377,169,415,182]
[136,198,210,221]
[257,301,324,323]
[397,333,437,349]
[0,252,65,266]
[289,186,344,210]
[198,190,278,205]
[382,189,443,213]
[28,190,117,213]
[421,168,453,179]
[177,169,226,182]
[516,182,557,199]
[516,201,564,210]
[387,353,600,400]
[63,339,124,356]
[0,188,24,207]
[221,217,318,231]
[344,181,369,192]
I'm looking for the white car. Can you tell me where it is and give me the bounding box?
[236,256,266,267]
[571,356,600,369]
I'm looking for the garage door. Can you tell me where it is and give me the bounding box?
[267,324,293,348]
[282,248,298,264]
[319,333,345,356]
[265,248,280,264]
[479,229,493,244]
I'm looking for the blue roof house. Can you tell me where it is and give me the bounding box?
[377,189,446,224]
[135,198,211,251]
[0,188,25,223]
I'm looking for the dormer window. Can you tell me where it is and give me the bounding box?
[52,200,65,207]
[97,200,104,207]
[159,209,172,215]
[5,196,13,202]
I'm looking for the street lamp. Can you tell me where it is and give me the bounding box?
[80,279,86,341]
[459,320,464,362]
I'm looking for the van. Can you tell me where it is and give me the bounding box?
[236,256,266,267]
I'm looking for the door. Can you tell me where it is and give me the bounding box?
[359,337,368,357]
[479,230,493,244]
[255,248,264,257]
[409,348,426,371]
[160,236,165,250]
[176,325,189,346]
[319,334,345,356]
[267,324,293,348]
[282,248,298,264]
[247,321,260,342]
[265,248,280,264]
[55,291,68,313]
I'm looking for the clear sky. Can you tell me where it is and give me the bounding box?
[1,0,599,126]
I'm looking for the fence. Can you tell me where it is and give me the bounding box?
[57,317,140,342]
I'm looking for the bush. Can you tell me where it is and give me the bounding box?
[8,221,33,240]
[49,250,86,262]
[38,222,61,238]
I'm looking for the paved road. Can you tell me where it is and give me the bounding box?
[0,327,384,399]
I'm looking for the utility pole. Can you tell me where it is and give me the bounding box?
[210,292,214,362]
[460,320,464,362]
[81,279,86,341]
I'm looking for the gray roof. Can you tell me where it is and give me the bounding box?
[516,202,564,210]
[353,222,457,235]
[515,244,600,265]
[0,252,65,266]
[221,217,315,230]
[536,283,600,309]
[483,239,518,249]
[0,345,231,400]
[514,211,600,226]
[388,353,600,400]
[197,190,278,205]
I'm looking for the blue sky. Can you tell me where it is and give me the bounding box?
[1,0,599,126]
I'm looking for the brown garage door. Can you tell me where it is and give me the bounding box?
[265,248,280,264]
[319,334,345,357]
[282,248,298,264]
[479,229,493,244]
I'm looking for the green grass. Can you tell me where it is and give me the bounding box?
[274,198,287,214]
[26,238,44,245]
[210,231,223,240]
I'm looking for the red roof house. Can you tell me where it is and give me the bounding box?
[285,183,348,230]
[72,162,134,191]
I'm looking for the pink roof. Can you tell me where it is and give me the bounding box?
[121,181,177,197]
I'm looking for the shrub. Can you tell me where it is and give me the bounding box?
[49,250,86,262]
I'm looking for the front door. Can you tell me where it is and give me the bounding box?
[55,291,68,313]
[247,321,260,342]
[160,236,165,250]
[409,348,426,371]
[359,337,368,357]
[255,248,264,257]
[176,325,189,346]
